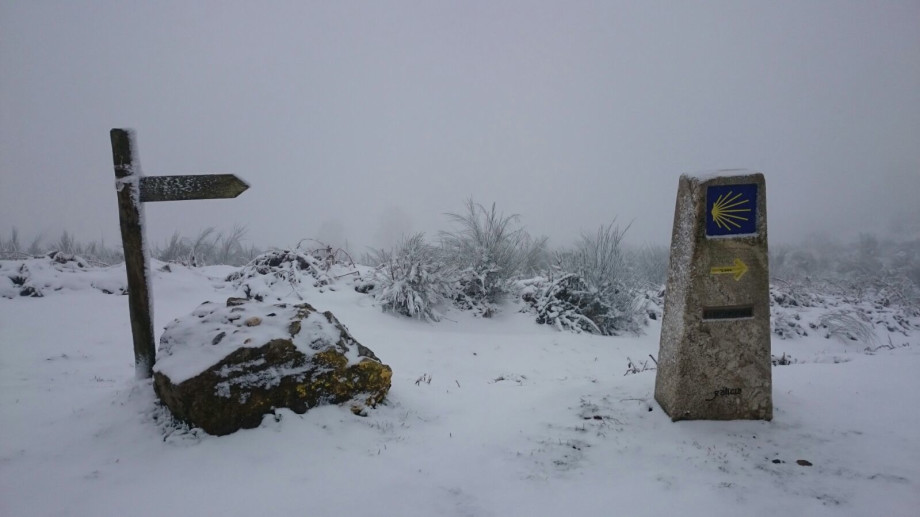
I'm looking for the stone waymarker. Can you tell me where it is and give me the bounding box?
[655,171,772,421]
[110,128,249,379]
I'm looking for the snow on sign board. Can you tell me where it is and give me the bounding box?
[110,128,249,379]
[655,171,772,421]
[139,174,249,202]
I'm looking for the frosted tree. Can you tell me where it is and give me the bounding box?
[439,199,535,317]
[370,233,453,321]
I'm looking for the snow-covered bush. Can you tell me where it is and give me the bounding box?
[440,200,536,317]
[770,234,919,312]
[226,249,316,301]
[0,228,22,255]
[519,274,606,334]
[518,232,551,277]
[519,222,646,336]
[0,252,126,298]
[551,222,646,335]
[627,244,669,289]
[156,226,259,267]
[771,311,808,340]
[294,238,357,273]
[226,244,358,301]
[1,229,123,266]
[770,279,822,308]
[817,310,877,346]
[369,233,453,321]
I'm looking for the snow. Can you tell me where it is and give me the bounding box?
[685,169,753,181]
[157,301,322,383]
[1,258,919,516]
[155,297,365,384]
[0,254,127,298]
[706,232,758,240]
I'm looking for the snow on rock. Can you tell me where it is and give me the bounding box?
[153,297,392,435]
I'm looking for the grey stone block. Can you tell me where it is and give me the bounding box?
[655,171,772,421]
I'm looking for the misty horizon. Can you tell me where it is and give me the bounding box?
[2,2,918,252]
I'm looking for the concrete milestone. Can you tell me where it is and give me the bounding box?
[655,171,772,421]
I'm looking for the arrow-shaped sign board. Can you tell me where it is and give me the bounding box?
[110,128,250,379]
[140,174,249,202]
[710,258,749,281]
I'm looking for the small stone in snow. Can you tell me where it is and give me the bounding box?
[796,459,813,467]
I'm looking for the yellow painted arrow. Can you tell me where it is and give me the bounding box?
[710,258,749,281]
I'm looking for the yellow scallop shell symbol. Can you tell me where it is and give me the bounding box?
[710,191,751,231]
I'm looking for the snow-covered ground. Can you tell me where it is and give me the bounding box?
[1,257,918,517]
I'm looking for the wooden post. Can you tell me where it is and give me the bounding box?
[110,128,249,379]
[111,129,156,379]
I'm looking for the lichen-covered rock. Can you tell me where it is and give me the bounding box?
[153,298,392,436]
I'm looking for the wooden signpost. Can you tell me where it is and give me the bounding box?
[110,128,249,379]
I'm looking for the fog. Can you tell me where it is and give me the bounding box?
[2,1,918,253]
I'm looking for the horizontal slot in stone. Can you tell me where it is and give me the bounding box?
[703,305,753,320]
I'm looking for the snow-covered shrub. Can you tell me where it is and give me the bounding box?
[551,222,646,335]
[892,241,920,288]
[518,233,551,277]
[157,230,196,265]
[1,229,123,266]
[817,310,877,346]
[0,228,22,255]
[294,238,357,273]
[862,271,920,317]
[155,226,259,267]
[519,274,606,334]
[628,244,669,289]
[226,245,358,301]
[624,355,657,375]
[369,233,452,321]
[0,253,126,298]
[772,311,808,340]
[771,353,797,366]
[226,249,338,301]
[770,280,822,308]
[440,200,535,317]
[226,249,315,301]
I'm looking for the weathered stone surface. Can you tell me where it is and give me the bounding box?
[655,171,772,421]
[153,298,392,435]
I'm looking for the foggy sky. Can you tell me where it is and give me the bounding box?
[2,1,919,253]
